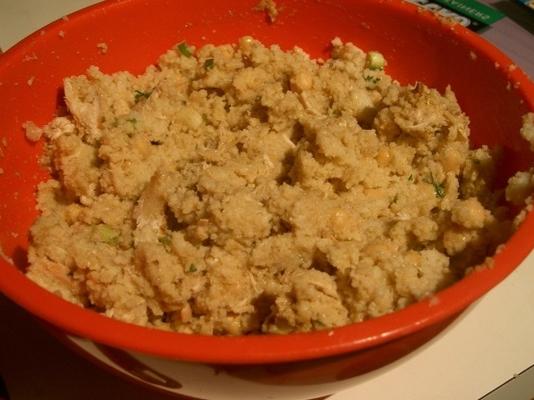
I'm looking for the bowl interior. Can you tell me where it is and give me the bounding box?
[0,0,533,364]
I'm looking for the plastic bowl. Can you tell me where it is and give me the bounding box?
[0,0,533,399]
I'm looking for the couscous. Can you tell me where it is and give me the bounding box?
[26,38,534,335]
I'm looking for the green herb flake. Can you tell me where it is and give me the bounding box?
[408,174,414,182]
[364,75,380,84]
[126,117,137,125]
[150,140,163,146]
[187,264,197,273]
[177,42,192,57]
[429,173,446,199]
[134,89,153,103]
[95,224,120,245]
[158,235,172,247]
[434,184,446,198]
[204,58,215,70]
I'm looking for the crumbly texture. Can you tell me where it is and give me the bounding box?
[26,38,528,335]
[507,112,534,227]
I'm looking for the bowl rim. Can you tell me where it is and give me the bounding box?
[0,0,533,365]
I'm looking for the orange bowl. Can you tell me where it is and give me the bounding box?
[0,0,533,398]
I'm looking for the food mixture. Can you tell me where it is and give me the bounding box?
[26,38,534,335]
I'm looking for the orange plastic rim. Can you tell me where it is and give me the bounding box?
[0,0,533,364]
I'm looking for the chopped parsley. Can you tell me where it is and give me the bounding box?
[429,173,446,198]
[177,42,192,57]
[126,117,137,125]
[364,75,380,84]
[158,235,172,247]
[408,174,414,182]
[134,89,153,103]
[95,224,120,245]
[204,58,215,70]
[187,264,197,273]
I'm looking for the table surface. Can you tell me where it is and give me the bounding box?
[1,1,534,399]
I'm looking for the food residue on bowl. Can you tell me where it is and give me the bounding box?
[24,38,534,335]
[97,42,109,54]
[256,0,279,22]
[23,121,43,142]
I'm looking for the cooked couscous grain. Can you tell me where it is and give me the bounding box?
[26,38,533,335]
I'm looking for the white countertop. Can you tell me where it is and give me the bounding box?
[1,1,533,399]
